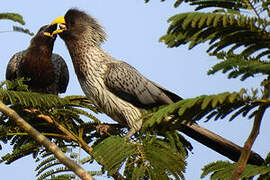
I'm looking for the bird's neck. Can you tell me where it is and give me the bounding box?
[66,37,108,62]
[24,43,54,69]
[29,45,52,57]
[65,39,111,81]
[19,43,54,89]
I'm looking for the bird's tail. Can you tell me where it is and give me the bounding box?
[178,122,264,165]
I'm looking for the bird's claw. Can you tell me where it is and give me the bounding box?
[96,124,111,136]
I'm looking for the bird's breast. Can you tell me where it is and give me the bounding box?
[67,43,142,129]
[19,53,54,89]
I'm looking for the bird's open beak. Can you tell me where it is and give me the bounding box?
[51,16,66,25]
[44,16,66,38]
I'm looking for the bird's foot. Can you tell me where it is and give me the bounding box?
[96,124,111,136]
[24,108,39,113]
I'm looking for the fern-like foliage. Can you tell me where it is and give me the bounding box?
[0,79,68,108]
[208,53,270,80]
[0,141,40,164]
[145,0,249,9]
[12,26,34,36]
[161,11,270,59]
[0,12,33,36]
[34,147,99,180]
[0,79,101,165]
[92,134,188,180]
[2,2,270,179]
[145,0,269,14]
[188,0,247,11]
[201,156,270,180]
[143,89,261,130]
[0,12,25,25]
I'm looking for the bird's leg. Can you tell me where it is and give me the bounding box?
[126,128,137,138]
[24,108,39,113]
[96,124,111,136]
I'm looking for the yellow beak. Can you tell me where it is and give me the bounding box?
[44,16,66,38]
[51,16,66,25]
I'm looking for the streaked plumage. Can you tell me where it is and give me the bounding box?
[47,9,264,165]
[6,25,69,94]
[49,9,182,136]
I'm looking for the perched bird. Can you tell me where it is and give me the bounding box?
[46,9,263,165]
[6,24,69,95]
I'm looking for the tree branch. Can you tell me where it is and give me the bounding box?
[38,114,93,153]
[231,105,266,180]
[2,132,73,141]
[0,101,94,180]
[37,112,125,179]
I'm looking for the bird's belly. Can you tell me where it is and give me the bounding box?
[79,79,142,130]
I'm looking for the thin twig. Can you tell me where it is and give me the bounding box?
[37,113,93,153]
[36,113,125,179]
[231,105,266,180]
[243,0,260,17]
[2,132,73,141]
[244,0,266,29]
[0,101,94,180]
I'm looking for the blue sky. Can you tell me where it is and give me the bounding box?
[1,1,269,179]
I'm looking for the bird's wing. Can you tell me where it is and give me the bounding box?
[51,54,69,93]
[104,62,181,108]
[6,51,25,80]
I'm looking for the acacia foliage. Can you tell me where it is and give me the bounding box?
[0,12,33,35]
[145,0,270,179]
[2,1,270,179]
[0,79,191,179]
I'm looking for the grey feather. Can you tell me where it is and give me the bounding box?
[52,9,265,165]
[6,51,24,81]
[51,54,69,93]
[58,9,183,136]
[105,62,178,109]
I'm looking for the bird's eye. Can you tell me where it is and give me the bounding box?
[69,19,75,26]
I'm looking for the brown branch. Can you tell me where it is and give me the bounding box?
[4,132,73,141]
[37,113,93,153]
[38,114,125,179]
[231,105,266,180]
[0,101,94,180]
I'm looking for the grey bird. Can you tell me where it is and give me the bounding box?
[6,24,69,95]
[47,9,263,165]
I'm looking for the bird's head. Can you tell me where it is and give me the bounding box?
[31,24,58,47]
[37,24,57,39]
[45,9,107,45]
[29,24,58,52]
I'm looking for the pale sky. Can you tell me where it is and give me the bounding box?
[1,1,269,179]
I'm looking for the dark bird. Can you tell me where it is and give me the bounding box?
[6,24,69,95]
[46,9,264,165]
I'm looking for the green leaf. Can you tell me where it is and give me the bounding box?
[0,13,25,25]
[201,160,270,179]
[13,26,34,36]
[162,12,270,58]
[92,135,186,179]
